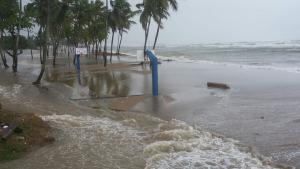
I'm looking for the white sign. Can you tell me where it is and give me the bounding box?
[76,48,87,55]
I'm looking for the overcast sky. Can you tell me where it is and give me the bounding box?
[24,0,300,45]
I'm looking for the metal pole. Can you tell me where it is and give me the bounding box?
[146,50,159,96]
[152,61,158,96]
[76,54,80,71]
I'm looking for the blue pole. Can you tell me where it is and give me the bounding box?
[152,62,158,96]
[76,54,80,71]
[146,50,159,96]
[75,54,81,85]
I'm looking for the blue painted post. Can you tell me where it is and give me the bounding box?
[76,54,80,71]
[75,54,81,85]
[146,50,159,96]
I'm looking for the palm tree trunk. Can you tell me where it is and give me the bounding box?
[30,48,33,59]
[33,0,50,85]
[117,30,123,55]
[67,42,70,58]
[12,0,22,72]
[95,41,99,60]
[92,42,95,55]
[143,17,151,60]
[1,52,9,68]
[0,30,9,68]
[33,44,47,85]
[99,41,102,53]
[153,17,161,50]
[110,31,115,63]
[116,30,120,54]
[27,28,34,60]
[52,41,59,66]
[13,33,19,72]
[39,45,42,64]
[103,0,108,67]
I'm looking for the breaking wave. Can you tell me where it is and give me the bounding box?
[0,111,289,169]
[157,54,300,74]
[144,119,282,169]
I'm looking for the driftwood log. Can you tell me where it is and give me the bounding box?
[207,82,230,90]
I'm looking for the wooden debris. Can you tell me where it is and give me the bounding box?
[207,82,230,90]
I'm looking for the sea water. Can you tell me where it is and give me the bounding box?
[122,41,300,73]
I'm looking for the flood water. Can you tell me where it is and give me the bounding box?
[0,50,297,168]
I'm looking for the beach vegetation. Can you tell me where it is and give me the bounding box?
[152,0,178,50]
[0,0,31,72]
[137,0,178,59]
[0,0,177,83]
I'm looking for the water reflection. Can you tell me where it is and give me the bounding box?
[46,68,131,99]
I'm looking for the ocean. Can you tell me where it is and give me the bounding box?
[123,41,300,73]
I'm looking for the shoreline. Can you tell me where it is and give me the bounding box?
[0,53,298,168]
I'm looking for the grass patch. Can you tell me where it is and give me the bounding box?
[0,108,54,162]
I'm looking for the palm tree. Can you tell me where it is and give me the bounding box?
[108,8,117,63]
[50,0,69,66]
[29,0,51,85]
[152,0,177,50]
[116,1,137,55]
[137,0,155,60]
[24,5,35,59]
[0,0,29,72]
[87,0,106,59]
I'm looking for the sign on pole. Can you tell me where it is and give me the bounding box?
[75,48,88,55]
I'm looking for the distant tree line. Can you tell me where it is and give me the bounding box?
[0,0,178,85]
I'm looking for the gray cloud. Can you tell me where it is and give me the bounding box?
[125,0,300,45]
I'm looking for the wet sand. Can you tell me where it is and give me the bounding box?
[0,51,299,168]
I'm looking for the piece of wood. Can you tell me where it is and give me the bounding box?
[207,82,230,90]
[1,123,18,140]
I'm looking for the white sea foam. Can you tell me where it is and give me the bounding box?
[0,112,288,168]
[38,114,146,169]
[144,119,283,169]
[187,41,300,49]
[0,84,22,101]
[157,54,300,74]
[271,150,300,163]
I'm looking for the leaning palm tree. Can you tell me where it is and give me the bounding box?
[109,0,136,62]
[137,0,155,60]
[152,0,178,50]
[116,1,137,55]
[29,0,51,85]
[108,9,118,63]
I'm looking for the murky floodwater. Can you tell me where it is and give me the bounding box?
[0,52,294,168]
[0,85,283,169]
[0,110,282,169]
